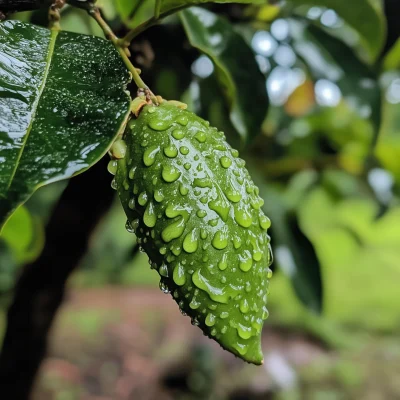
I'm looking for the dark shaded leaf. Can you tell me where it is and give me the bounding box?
[180,7,269,142]
[287,0,386,61]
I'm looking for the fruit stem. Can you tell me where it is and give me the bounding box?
[87,6,149,91]
[48,0,65,30]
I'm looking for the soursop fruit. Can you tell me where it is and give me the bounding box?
[113,98,273,364]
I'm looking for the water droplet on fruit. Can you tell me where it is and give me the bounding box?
[143,146,160,166]
[239,250,253,272]
[128,198,135,210]
[149,118,172,131]
[128,166,137,180]
[164,145,178,158]
[154,189,164,202]
[143,202,157,227]
[162,165,181,182]
[179,146,189,155]
[159,280,170,294]
[196,210,207,218]
[107,160,118,175]
[205,313,216,327]
[237,323,252,339]
[194,131,206,143]
[234,205,253,228]
[212,230,228,250]
[259,214,271,230]
[159,262,169,277]
[138,192,148,206]
[172,129,185,139]
[218,253,228,270]
[240,299,249,314]
[219,156,232,168]
[173,263,186,286]
[161,216,186,242]
[183,230,199,253]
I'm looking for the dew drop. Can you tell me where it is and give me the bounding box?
[111,179,118,190]
[239,250,253,272]
[184,163,191,170]
[205,313,216,327]
[172,129,185,139]
[200,229,208,239]
[159,263,169,277]
[179,183,189,196]
[179,146,189,155]
[177,115,188,126]
[189,297,201,309]
[219,156,232,168]
[234,205,253,228]
[240,299,250,314]
[173,263,186,286]
[125,220,134,233]
[107,160,118,175]
[220,311,229,319]
[237,323,253,340]
[183,230,199,253]
[154,189,164,202]
[259,214,271,230]
[143,146,160,166]
[128,166,137,180]
[159,280,170,294]
[212,230,228,250]
[221,326,228,334]
[128,198,135,210]
[164,145,178,158]
[161,216,186,243]
[149,118,172,131]
[194,131,207,143]
[138,192,148,206]
[143,202,157,227]
[196,210,207,218]
[162,165,181,183]
[218,253,228,271]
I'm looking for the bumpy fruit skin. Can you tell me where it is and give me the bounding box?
[115,101,272,364]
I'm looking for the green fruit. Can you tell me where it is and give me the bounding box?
[114,100,272,365]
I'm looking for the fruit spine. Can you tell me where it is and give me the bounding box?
[112,98,272,364]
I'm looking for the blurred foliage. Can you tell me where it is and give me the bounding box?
[1,0,399,398]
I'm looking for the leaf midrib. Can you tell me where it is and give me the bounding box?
[5,29,59,193]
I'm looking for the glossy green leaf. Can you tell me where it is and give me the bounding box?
[263,186,322,313]
[116,0,263,26]
[0,21,131,229]
[383,38,400,71]
[287,0,386,61]
[289,20,382,146]
[180,7,269,142]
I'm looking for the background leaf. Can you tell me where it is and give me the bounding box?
[289,20,382,144]
[180,7,269,142]
[287,0,386,61]
[0,21,131,229]
[116,0,264,27]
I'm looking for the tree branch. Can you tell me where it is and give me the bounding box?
[0,158,115,399]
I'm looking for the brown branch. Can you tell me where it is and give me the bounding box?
[0,158,115,399]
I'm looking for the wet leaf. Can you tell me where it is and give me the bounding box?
[180,7,269,142]
[0,21,131,229]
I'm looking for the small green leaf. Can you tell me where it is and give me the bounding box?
[287,0,386,61]
[0,206,44,264]
[0,21,131,229]
[180,7,269,142]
